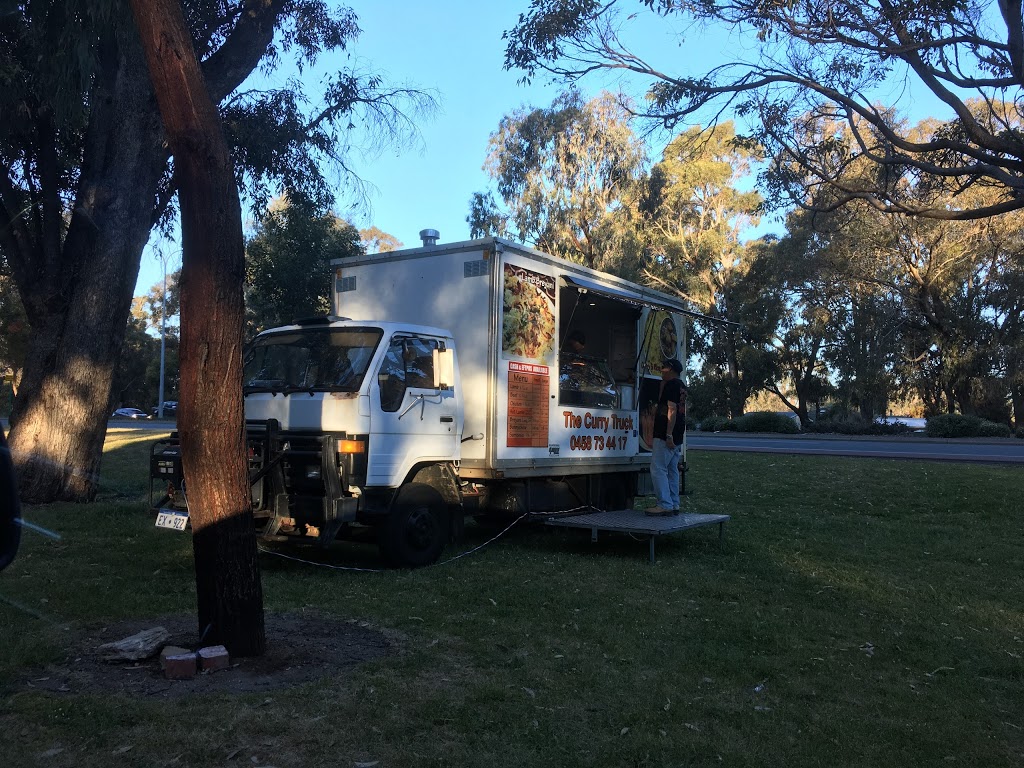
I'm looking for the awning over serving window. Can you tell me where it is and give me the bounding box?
[561,276,739,326]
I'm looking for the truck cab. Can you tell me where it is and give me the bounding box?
[238,317,463,565]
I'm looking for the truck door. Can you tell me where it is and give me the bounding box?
[368,335,460,486]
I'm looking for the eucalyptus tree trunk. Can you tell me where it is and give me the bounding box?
[130,0,264,656]
[7,18,167,502]
[725,329,745,418]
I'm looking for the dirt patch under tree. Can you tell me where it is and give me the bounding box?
[17,611,395,699]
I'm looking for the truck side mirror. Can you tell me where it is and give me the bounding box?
[434,348,455,390]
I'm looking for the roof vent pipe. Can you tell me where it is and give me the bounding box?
[419,228,440,247]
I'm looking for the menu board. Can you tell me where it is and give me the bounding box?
[507,362,549,447]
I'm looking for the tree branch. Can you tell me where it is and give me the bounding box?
[201,0,288,103]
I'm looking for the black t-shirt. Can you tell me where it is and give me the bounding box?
[653,378,686,443]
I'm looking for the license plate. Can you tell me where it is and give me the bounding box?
[155,509,189,531]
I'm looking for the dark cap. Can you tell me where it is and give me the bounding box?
[662,358,683,373]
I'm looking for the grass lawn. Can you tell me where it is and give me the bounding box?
[1,430,1022,767]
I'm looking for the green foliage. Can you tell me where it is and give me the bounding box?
[223,71,435,216]
[110,315,177,411]
[0,381,13,418]
[923,414,1012,438]
[501,0,1024,428]
[805,415,912,436]
[472,89,646,273]
[734,410,800,433]
[772,123,1024,427]
[0,0,105,152]
[133,268,180,333]
[925,414,981,438]
[0,273,28,379]
[642,123,764,310]
[1,0,436,459]
[977,420,1013,438]
[504,0,1024,220]
[3,2,432,241]
[358,226,403,254]
[642,124,781,415]
[467,191,508,239]
[244,198,366,335]
[767,210,894,423]
[699,414,737,432]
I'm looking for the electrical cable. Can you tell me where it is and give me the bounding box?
[256,511,532,572]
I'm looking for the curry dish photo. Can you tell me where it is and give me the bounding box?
[502,266,555,359]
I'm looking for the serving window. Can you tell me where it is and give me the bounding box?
[558,283,640,409]
[559,354,619,408]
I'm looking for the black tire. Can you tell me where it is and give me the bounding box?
[378,483,449,567]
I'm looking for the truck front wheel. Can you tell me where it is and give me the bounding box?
[378,483,450,567]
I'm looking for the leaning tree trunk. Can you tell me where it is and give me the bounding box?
[130,0,264,656]
[8,18,168,502]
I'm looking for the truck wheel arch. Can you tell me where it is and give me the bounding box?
[406,461,461,507]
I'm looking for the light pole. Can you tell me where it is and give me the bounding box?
[157,253,167,418]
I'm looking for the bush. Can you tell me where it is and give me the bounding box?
[734,411,800,434]
[867,420,914,436]
[926,414,1012,438]
[805,415,869,435]
[699,415,737,432]
[977,420,1012,438]
[804,415,913,435]
[926,414,983,438]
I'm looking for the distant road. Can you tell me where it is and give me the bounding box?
[685,432,1024,465]
[128,422,1023,463]
[4,419,1022,465]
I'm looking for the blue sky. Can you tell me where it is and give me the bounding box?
[135,1,950,295]
[136,2,726,294]
[138,1,566,293]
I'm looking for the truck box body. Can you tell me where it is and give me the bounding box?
[331,237,689,480]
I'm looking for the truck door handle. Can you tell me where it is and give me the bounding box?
[440,416,453,423]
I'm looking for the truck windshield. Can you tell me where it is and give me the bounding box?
[243,328,383,394]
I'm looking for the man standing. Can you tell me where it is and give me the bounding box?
[647,358,686,516]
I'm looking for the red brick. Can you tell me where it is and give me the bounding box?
[159,645,192,670]
[197,645,230,672]
[163,653,197,680]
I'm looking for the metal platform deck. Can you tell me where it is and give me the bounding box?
[543,510,730,563]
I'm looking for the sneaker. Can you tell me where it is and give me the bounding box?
[645,506,671,517]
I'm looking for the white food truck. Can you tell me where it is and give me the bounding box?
[152,232,693,566]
